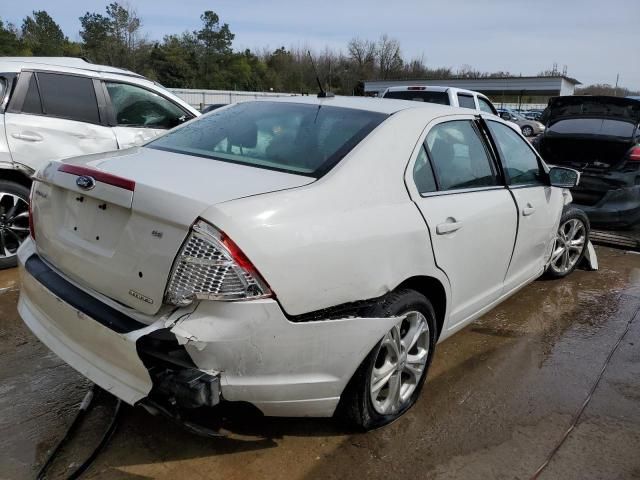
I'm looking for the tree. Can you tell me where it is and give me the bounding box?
[347,37,377,79]
[377,34,403,79]
[195,11,235,87]
[21,11,66,56]
[79,2,144,69]
[0,20,25,56]
[196,11,234,55]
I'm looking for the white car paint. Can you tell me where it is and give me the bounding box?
[19,96,578,418]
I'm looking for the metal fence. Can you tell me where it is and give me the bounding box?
[168,89,300,110]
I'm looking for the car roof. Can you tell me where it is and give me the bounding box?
[0,57,143,78]
[384,85,487,97]
[257,94,471,116]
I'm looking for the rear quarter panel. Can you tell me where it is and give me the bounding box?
[200,109,451,317]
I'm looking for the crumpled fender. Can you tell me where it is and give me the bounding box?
[166,299,403,404]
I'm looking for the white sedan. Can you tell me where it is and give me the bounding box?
[18,96,589,430]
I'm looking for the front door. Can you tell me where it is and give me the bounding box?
[408,118,518,328]
[484,119,565,292]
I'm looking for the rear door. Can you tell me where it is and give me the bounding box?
[4,71,117,172]
[101,81,194,149]
[407,116,517,328]
[484,119,564,291]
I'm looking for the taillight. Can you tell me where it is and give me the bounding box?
[28,183,36,240]
[164,219,272,306]
[628,146,640,162]
[407,86,426,91]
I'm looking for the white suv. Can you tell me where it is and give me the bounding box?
[0,57,199,267]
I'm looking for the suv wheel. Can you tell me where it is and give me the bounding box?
[0,181,30,269]
[339,289,437,430]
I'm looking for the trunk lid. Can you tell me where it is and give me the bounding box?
[542,95,640,125]
[539,96,640,171]
[31,147,314,315]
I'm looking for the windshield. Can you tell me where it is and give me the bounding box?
[147,101,387,177]
[383,90,450,105]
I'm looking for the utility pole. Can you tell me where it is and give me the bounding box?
[615,73,620,96]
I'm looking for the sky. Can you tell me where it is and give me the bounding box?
[2,0,639,90]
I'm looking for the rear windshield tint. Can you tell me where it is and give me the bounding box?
[547,118,636,138]
[147,101,387,177]
[383,90,450,105]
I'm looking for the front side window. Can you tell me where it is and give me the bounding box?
[425,120,497,190]
[457,94,476,110]
[105,82,189,129]
[148,101,387,177]
[37,73,100,124]
[413,145,437,194]
[487,121,544,186]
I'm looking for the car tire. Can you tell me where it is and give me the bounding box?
[545,206,590,279]
[0,180,31,270]
[521,125,534,137]
[339,289,437,430]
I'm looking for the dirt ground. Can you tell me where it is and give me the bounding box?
[1,246,639,480]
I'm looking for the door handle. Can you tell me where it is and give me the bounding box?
[436,220,463,235]
[12,132,43,142]
[522,203,536,216]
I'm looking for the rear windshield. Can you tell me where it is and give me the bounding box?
[383,90,450,105]
[547,118,636,139]
[147,101,387,177]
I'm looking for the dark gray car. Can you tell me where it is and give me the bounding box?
[534,96,640,228]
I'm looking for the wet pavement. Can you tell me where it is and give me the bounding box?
[1,246,639,479]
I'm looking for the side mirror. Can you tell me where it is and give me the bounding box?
[549,166,580,188]
[500,112,510,120]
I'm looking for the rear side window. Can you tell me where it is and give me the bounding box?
[105,82,188,129]
[21,76,43,115]
[383,90,450,105]
[457,94,476,110]
[37,73,100,124]
[425,120,497,190]
[413,145,437,194]
[487,121,543,185]
[478,97,497,114]
[148,101,387,177]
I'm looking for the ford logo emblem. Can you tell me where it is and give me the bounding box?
[76,175,96,190]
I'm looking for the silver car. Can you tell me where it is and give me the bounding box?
[497,108,545,137]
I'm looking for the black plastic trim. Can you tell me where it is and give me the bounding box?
[25,254,146,334]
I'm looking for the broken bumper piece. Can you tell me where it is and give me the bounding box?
[17,243,221,409]
[17,240,401,418]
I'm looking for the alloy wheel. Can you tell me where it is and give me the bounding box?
[0,193,30,260]
[549,218,586,274]
[369,311,430,415]
[522,126,533,137]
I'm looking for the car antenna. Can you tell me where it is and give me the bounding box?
[308,51,334,98]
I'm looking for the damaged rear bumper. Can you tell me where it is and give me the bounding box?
[17,240,400,417]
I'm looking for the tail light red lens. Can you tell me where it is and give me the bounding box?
[628,146,640,162]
